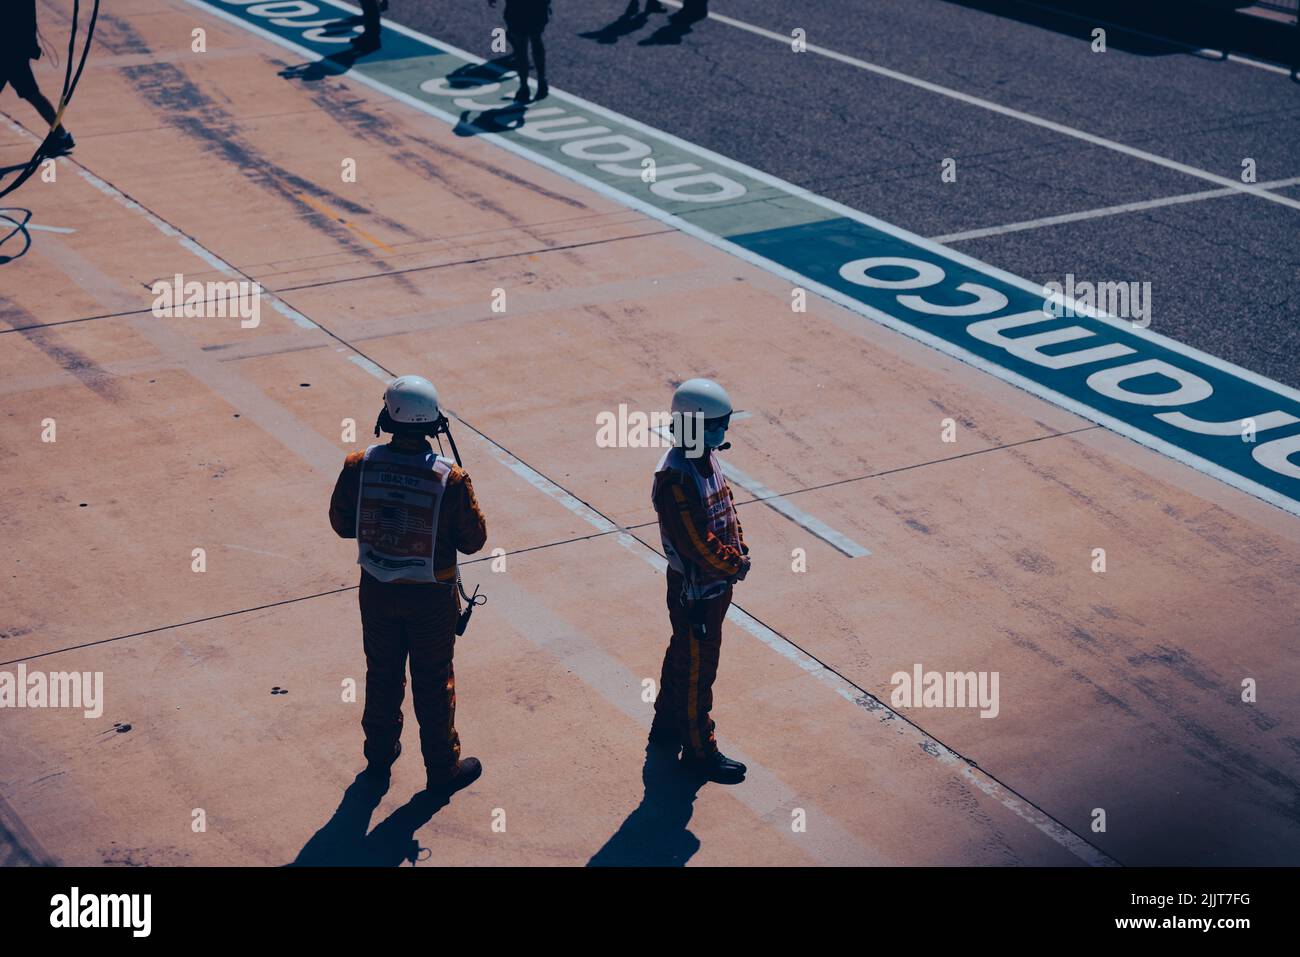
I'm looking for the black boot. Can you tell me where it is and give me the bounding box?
[43,128,75,156]
[426,756,482,796]
[361,740,401,787]
[647,721,681,752]
[353,29,381,53]
[681,749,746,784]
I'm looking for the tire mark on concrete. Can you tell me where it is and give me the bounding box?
[97,14,422,294]
[301,84,592,270]
[0,296,123,401]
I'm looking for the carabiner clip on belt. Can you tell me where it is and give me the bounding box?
[455,577,486,636]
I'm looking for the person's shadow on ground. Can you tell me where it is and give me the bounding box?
[578,2,658,45]
[290,776,450,866]
[280,47,363,82]
[639,1,709,47]
[454,102,528,137]
[446,55,519,87]
[441,56,532,135]
[587,745,704,867]
[278,17,375,81]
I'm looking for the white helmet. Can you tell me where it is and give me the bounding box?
[383,374,442,425]
[671,378,732,421]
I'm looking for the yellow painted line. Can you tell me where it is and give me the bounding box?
[292,191,394,254]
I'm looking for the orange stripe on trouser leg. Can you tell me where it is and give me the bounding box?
[361,571,462,781]
[408,608,461,781]
[444,669,459,767]
[687,633,703,755]
[656,569,729,757]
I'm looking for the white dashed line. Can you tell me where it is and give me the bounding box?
[931,175,1300,244]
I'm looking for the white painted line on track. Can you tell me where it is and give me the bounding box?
[932,175,1300,244]
[723,459,872,557]
[0,215,76,234]
[490,574,883,866]
[660,1,1300,213]
[649,424,870,557]
[345,353,391,383]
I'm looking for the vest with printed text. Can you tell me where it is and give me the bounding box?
[356,444,452,583]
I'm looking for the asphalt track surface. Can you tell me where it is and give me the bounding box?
[391,0,1300,389]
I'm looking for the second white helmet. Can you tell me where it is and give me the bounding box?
[671,378,732,421]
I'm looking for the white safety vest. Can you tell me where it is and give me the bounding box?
[355,444,452,583]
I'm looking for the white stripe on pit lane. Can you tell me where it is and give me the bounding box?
[345,352,392,383]
[932,175,1300,244]
[0,215,76,234]
[647,424,871,558]
[487,571,884,866]
[617,533,1111,865]
[723,460,871,558]
[658,1,1300,213]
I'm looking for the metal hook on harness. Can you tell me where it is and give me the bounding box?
[455,578,486,636]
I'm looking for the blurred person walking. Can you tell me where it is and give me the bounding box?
[489,0,552,101]
[353,0,386,52]
[0,0,74,154]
